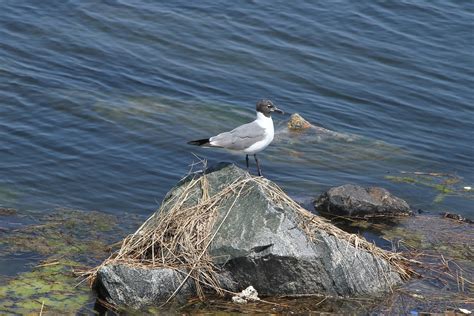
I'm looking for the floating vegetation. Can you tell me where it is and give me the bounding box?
[1,196,472,314]
[385,171,473,204]
[0,209,117,261]
[385,176,418,184]
[0,260,92,315]
[340,216,473,313]
[349,216,474,262]
[0,208,144,315]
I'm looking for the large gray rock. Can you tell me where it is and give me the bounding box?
[314,184,412,218]
[97,164,403,308]
[96,265,195,309]
[96,265,237,309]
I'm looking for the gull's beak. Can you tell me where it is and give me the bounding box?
[273,106,284,114]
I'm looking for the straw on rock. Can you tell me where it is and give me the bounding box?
[83,169,414,301]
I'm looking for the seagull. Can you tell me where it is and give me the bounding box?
[188,99,284,176]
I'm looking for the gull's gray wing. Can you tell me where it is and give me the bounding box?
[210,121,265,150]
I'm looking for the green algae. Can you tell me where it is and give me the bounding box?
[384,173,471,204]
[433,193,445,203]
[384,176,418,184]
[341,216,473,312]
[0,208,141,314]
[359,216,474,262]
[0,260,91,315]
[0,209,117,259]
[2,205,472,314]
[380,225,428,250]
[433,184,453,194]
[350,215,474,267]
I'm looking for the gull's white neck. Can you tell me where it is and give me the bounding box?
[256,111,273,126]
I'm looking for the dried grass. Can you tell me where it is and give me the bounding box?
[82,166,414,303]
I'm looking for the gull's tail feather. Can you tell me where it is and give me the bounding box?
[187,138,210,146]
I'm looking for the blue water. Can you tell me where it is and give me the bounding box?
[0,1,473,217]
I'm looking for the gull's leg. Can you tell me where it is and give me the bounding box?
[254,154,262,177]
[246,155,249,171]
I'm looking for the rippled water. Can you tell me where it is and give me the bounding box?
[1,1,473,218]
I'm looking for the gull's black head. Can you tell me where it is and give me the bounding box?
[256,99,284,117]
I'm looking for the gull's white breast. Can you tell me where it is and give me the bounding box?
[243,112,274,155]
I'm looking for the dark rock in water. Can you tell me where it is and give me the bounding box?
[442,212,473,224]
[314,184,412,218]
[97,164,404,308]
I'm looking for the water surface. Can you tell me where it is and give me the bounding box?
[0,1,474,215]
[0,2,472,222]
[0,1,473,313]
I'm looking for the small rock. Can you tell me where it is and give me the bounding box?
[232,286,260,304]
[0,208,17,216]
[314,184,412,218]
[442,212,473,224]
[287,113,312,130]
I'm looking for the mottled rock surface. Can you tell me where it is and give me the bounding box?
[97,164,404,308]
[97,265,237,309]
[314,184,412,218]
[287,113,312,130]
[97,265,195,309]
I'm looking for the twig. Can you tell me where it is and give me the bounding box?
[35,261,61,268]
[39,300,44,316]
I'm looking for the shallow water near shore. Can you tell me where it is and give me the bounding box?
[0,0,473,313]
[0,208,472,314]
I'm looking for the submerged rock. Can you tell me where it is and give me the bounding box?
[96,164,405,309]
[314,184,412,218]
[442,212,473,224]
[287,113,312,130]
[0,207,16,216]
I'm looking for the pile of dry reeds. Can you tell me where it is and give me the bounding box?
[83,168,414,302]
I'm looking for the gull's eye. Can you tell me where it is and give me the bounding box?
[267,104,272,108]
